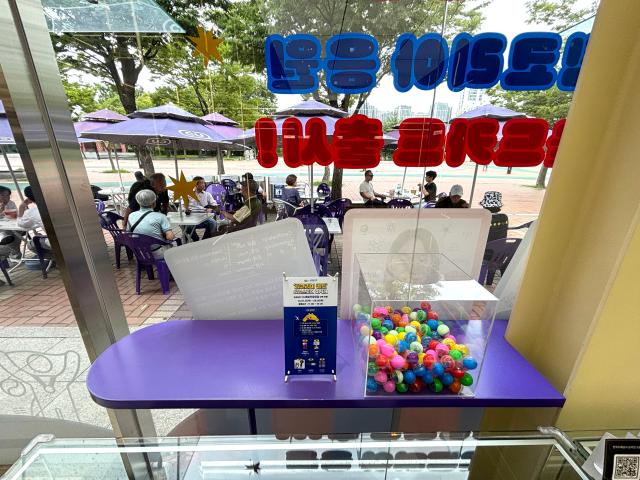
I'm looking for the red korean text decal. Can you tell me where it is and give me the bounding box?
[255,118,278,168]
[332,114,384,169]
[393,118,445,167]
[494,118,549,167]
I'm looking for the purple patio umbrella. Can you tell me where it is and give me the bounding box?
[0,100,23,200]
[454,104,527,203]
[83,104,232,178]
[457,104,527,121]
[201,112,245,175]
[75,108,129,189]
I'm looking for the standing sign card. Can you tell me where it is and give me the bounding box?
[283,276,338,381]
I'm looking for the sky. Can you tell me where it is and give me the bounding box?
[273,0,596,114]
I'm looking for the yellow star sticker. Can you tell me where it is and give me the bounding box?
[167,171,198,208]
[188,26,223,67]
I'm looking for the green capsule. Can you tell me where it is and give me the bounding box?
[430,378,443,393]
[396,383,409,393]
[450,350,462,361]
[460,373,473,387]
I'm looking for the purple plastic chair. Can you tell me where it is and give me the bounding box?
[387,198,414,209]
[295,204,333,218]
[479,238,522,286]
[94,199,105,213]
[121,232,179,295]
[0,258,12,285]
[423,201,437,208]
[326,198,352,228]
[98,211,132,268]
[295,214,330,276]
[205,183,227,219]
[32,235,53,279]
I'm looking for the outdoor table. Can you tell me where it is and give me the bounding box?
[98,186,128,213]
[0,218,32,272]
[167,211,212,243]
[322,216,342,235]
[87,319,564,435]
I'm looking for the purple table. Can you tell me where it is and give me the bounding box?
[87,319,563,411]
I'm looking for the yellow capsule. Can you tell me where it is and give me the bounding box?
[384,334,398,346]
[443,338,456,348]
[398,332,406,341]
[401,306,412,314]
[418,352,425,364]
[410,321,421,329]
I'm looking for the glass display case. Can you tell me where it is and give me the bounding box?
[351,253,497,397]
[3,430,591,479]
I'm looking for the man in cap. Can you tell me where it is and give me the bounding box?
[435,184,469,208]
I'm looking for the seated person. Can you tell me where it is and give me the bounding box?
[123,173,170,226]
[435,185,470,208]
[359,170,386,207]
[185,176,218,241]
[421,170,438,202]
[0,186,17,219]
[127,189,175,258]
[0,186,21,259]
[17,186,51,252]
[282,174,303,216]
[217,179,262,234]
[480,191,509,242]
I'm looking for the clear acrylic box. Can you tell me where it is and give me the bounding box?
[351,253,497,397]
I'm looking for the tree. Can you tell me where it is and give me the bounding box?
[215,0,487,198]
[487,0,597,187]
[150,43,276,126]
[53,0,228,175]
[62,80,99,120]
[382,114,400,133]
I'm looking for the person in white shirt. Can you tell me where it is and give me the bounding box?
[0,186,21,260]
[17,186,51,251]
[359,170,386,207]
[185,176,218,241]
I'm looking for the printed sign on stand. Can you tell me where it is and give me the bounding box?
[283,275,338,381]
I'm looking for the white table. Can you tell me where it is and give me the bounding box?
[0,218,28,232]
[98,187,128,213]
[322,217,342,235]
[167,212,214,243]
[0,218,32,272]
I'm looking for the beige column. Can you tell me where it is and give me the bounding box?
[482,0,640,432]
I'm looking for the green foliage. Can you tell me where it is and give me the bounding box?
[382,114,400,133]
[210,0,268,71]
[148,40,276,126]
[62,80,99,119]
[525,0,597,30]
[487,86,572,125]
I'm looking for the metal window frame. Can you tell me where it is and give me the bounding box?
[0,1,158,475]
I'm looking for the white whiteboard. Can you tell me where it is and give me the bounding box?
[340,208,491,319]
[165,219,317,320]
